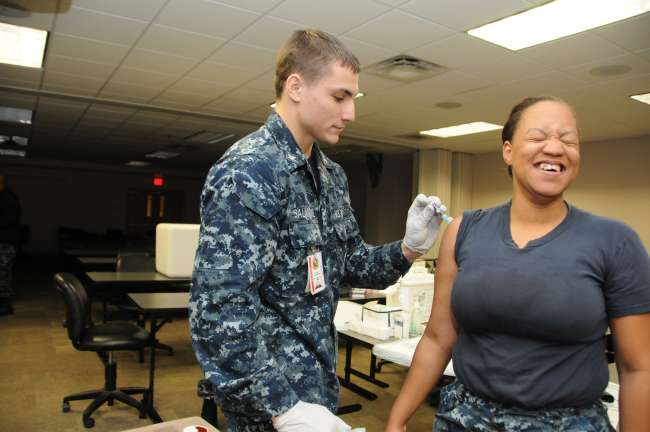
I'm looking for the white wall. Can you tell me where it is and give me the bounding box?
[470,136,650,249]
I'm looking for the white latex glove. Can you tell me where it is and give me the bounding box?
[402,194,446,255]
[273,401,352,432]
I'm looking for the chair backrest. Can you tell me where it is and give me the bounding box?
[116,251,155,272]
[54,273,91,346]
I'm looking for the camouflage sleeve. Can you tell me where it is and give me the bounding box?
[189,163,299,419]
[342,235,411,289]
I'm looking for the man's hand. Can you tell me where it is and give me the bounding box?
[273,401,351,432]
[402,194,446,256]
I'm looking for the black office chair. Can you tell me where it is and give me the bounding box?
[54,272,151,428]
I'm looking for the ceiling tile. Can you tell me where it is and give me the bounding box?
[270,0,390,35]
[593,13,650,53]
[213,0,283,13]
[100,81,163,100]
[358,73,403,94]
[122,49,199,75]
[47,33,130,65]
[339,37,398,68]
[344,10,453,52]
[206,41,276,70]
[0,0,56,30]
[42,70,104,93]
[69,0,167,21]
[400,0,531,31]
[46,54,116,81]
[167,78,231,98]
[85,104,136,121]
[110,66,177,88]
[235,16,304,51]
[519,32,628,69]
[55,6,148,46]
[244,70,275,91]
[129,110,181,126]
[156,0,259,39]
[0,77,40,89]
[0,91,37,109]
[562,54,650,85]
[203,97,262,115]
[374,0,410,6]
[457,53,552,85]
[0,64,43,83]
[219,86,274,105]
[504,71,590,98]
[152,90,216,107]
[186,62,260,87]
[408,33,511,70]
[637,48,650,62]
[137,25,225,59]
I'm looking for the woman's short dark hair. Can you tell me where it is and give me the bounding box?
[502,96,570,177]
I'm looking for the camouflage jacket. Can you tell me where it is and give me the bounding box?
[189,112,410,426]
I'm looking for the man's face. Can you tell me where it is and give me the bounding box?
[296,62,358,145]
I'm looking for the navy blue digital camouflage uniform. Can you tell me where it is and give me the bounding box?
[190,112,411,431]
[435,381,614,432]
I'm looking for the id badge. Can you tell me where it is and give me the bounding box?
[306,251,326,295]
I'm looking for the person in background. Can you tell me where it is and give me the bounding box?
[0,174,21,315]
[386,96,650,431]
[190,29,447,432]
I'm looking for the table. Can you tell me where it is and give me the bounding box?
[87,271,191,289]
[78,256,118,266]
[121,416,219,432]
[337,329,396,401]
[129,292,190,423]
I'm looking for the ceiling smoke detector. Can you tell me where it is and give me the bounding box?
[365,55,447,83]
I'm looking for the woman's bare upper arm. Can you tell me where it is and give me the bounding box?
[424,215,462,350]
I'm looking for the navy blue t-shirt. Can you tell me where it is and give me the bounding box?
[451,202,650,409]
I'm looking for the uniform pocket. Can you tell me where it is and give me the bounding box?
[289,222,322,249]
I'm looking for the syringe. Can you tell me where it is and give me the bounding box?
[433,205,453,224]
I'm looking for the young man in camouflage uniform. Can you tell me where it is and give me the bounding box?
[190,29,446,432]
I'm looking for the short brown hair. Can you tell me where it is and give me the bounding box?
[503,96,575,177]
[275,29,360,98]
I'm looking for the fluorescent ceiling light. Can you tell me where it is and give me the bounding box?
[630,92,650,105]
[125,161,151,167]
[0,107,32,124]
[145,151,180,159]
[420,122,503,138]
[0,22,47,68]
[0,135,28,145]
[467,0,650,51]
[0,148,26,157]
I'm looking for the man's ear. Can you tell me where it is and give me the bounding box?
[502,140,513,167]
[285,73,303,103]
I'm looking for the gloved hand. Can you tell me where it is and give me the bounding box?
[402,194,446,255]
[273,401,352,432]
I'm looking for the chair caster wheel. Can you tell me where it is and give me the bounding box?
[62,401,70,412]
[83,416,95,428]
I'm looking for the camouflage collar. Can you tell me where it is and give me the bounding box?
[265,111,336,172]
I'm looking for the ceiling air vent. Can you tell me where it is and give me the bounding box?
[365,55,447,83]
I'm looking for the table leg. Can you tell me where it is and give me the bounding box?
[146,318,162,423]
